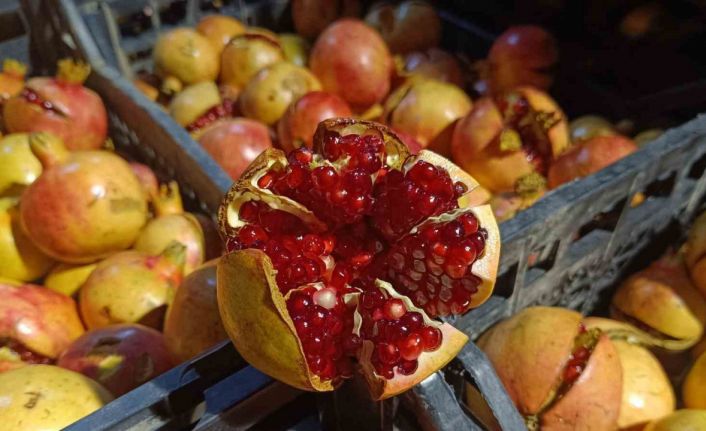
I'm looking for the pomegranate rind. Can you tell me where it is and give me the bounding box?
[584,317,697,351]
[644,410,706,431]
[514,86,570,157]
[217,250,335,392]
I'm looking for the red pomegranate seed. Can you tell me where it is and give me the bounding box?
[573,346,590,361]
[238,225,268,246]
[563,364,582,383]
[383,299,406,320]
[420,326,442,351]
[398,359,418,376]
[361,290,386,310]
[375,362,395,379]
[342,334,362,353]
[377,342,400,365]
[400,312,424,331]
[399,333,423,361]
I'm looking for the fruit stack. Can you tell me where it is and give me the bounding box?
[466,210,706,430]
[0,59,228,430]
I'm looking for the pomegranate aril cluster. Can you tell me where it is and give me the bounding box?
[562,324,597,385]
[381,212,486,317]
[287,286,356,381]
[359,290,442,378]
[371,160,466,241]
[185,100,236,133]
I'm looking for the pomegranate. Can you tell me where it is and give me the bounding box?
[134,181,209,275]
[364,1,441,54]
[489,174,547,222]
[217,118,499,398]
[310,19,393,111]
[196,15,246,54]
[381,77,472,156]
[569,115,617,143]
[0,282,84,362]
[79,242,185,330]
[197,118,273,180]
[634,128,663,147]
[280,33,311,67]
[153,28,219,88]
[292,0,360,39]
[239,62,321,125]
[0,133,42,197]
[547,135,638,189]
[684,350,706,409]
[57,324,174,396]
[644,410,706,431]
[3,60,108,151]
[129,162,159,199]
[168,81,229,129]
[684,211,706,295]
[19,133,148,263]
[45,262,97,297]
[0,59,26,101]
[220,31,285,92]
[391,128,423,154]
[476,307,622,430]
[277,91,352,153]
[0,365,112,429]
[401,48,464,87]
[164,260,227,361]
[487,25,558,94]
[0,198,53,282]
[451,86,569,193]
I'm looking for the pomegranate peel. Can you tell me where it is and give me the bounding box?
[584,317,697,351]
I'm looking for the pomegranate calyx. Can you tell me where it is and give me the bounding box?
[56,59,91,85]
[499,128,522,152]
[3,59,27,78]
[27,132,69,168]
[151,181,185,217]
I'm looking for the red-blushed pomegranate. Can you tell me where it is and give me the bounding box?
[153,28,219,88]
[401,48,464,87]
[277,91,352,153]
[79,242,186,330]
[217,118,499,399]
[391,129,423,154]
[129,162,159,199]
[220,32,285,92]
[0,59,26,101]
[292,0,360,39]
[310,19,393,111]
[164,260,227,362]
[451,86,569,194]
[569,115,617,143]
[0,282,84,363]
[57,324,175,396]
[196,15,246,54]
[3,60,108,151]
[19,133,148,263]
[364,1,441,54]
[487,25,558,94]
[196,118,273,180]
[547,135,638,189]
[381,77,472,156]
[475,307,622,430]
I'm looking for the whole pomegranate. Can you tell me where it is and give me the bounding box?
[57,324,175,396]
[0,59,26,101]
[547,135,638,189]
[364,1,441,54]
[310,19,393,111]
[0,133,42,197]
[153,28,219,88]
[239,62,321,125]
[645,410,706,431]
[3,60,108,151]
[487,25,558,94]
[292,0,360,39]
[279,33,311,67]
[0,198,54,282]
[196,15,246,54]
[79,242,186,330]
[0,365,112,430]
[477,307,622,430]
[220,32,284,92]
[134,182,210,275]
[684,211,706,295]
[278,91,352,153]
[19,133,148,263]
[451,86,569,193]
[217,118,500,399]
[381,77,472,156]
[197,118,273,180]
[402,48,464,87]
[164,260,227,361]
[45,262,97,297]
[569,115,617,143]
[0,282,84,362]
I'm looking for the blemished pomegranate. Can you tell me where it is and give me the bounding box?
[217,118,499,399]
[451,86,569,194]
[19,133,148,263]
[3,60,108,151]
[0,282,84,362]
[57,324,175,396]
[476,307,622,430]
[292,0,360,39]
[196,15,246,54]
[277,91,353,153]
[219,32,285,92]
[196,118,273,180]
[0,59,26,101]
[364,1,441,54]
[402,48,464,87]
[153,28,219,88]
[310,19,393,111]
[547,135,638,189]
[487,25,558,94]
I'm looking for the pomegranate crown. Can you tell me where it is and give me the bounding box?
[2,59,27,78]
[151,181,184,217]
[56,59,91,85]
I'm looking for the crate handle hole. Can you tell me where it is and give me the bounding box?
[573,198,627,243]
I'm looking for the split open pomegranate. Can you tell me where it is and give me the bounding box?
[217,119,498,399]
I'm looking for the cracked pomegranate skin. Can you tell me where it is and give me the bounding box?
[217,118,499,399]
